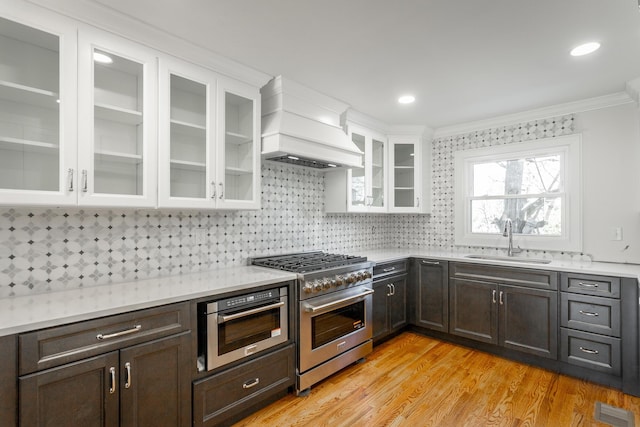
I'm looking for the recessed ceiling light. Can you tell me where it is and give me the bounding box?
[570,42,601,57]
[93,51,113,64]
[398,95,415,104]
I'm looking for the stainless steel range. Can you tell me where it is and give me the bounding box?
[252,252,374,395]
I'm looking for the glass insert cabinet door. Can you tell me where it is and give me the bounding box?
[388,135,422,212]
[347,125,387,212]
[0,14,77,206]
[77,28,158,207]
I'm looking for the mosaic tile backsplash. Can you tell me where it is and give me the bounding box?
[0,113,577,297]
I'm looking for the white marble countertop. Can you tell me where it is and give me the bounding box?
[0,266,297,337]
[357,248,640,280]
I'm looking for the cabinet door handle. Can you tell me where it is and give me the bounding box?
[67,168,74,191]
[578,282,599,288]
[81,169,88,192]
[416,197,420,207]
[579,310,599,317]
[390,283,396,296]
[211,181,216,199]
[96,324,142,340]
[387,284,392,297]
[124,362,132,389]
[109,367,116,394]
[499,291,504,305]
[219,182,224,199]
[579,346,599,355]
[243,378,260,389]
[421,260,440,265]
[383,267,396,272]
[492,290,497,304]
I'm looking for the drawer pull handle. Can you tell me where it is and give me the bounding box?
[579,310,599,317]
[97,324,142,340]
[578,282,599,288]
[421,260,440,265]
[383,267,396,272]
[124,362,132,389]
[243,378,260,389]
[579,346,599,355]
[109,367,116,394]
[492,290,497,304]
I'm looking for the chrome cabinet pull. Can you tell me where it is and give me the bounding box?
[383,267,396,272]
[67,168,74,191]
[109,367,116,394]
[579,310,599,317]
[211,181,216,199]
[124,362,132,389]
[421,260,440,265]
[96,324,142,340]
[218,301,285,324]
[219,182,224,199]
[243,378,260,389]
[387,284,392,297]
[389,283,396,296]
[579,346,599,355]
[81,169,88,192]
[492,290,497,304]
[499,291,504,305]
[578,282,599,288]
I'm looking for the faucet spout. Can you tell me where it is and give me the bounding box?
[503,219,522,257]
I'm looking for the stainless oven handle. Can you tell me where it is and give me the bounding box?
[217,301,285,324]
[304,289,374,313]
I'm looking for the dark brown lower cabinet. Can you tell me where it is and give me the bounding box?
[411,259,449,333]
[450,278,558,359]
[19,332,191,427]
[372,275,407,342]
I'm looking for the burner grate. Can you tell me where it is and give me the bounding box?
[252,252,367,273]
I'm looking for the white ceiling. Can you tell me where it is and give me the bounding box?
[95,0,640,128]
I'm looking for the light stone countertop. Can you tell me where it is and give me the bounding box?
[357,248,640,280]
[0,266,297,337]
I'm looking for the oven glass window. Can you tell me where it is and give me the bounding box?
[312,300,365,349]
[219,304,281,354]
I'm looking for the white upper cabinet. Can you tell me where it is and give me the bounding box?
[388,134,426,213]
[346,124,388,213]
[0,9,77,206]
[216,77,261,210]
[158,59,261,210]
[77,27,158,207]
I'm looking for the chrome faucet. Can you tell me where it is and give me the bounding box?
[503,218,522,257]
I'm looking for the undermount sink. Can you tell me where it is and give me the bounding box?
[465,254,552,264]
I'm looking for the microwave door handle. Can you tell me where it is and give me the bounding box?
[304,289,375,314]
[217,301,285,324]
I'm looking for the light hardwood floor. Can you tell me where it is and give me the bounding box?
[234,332,640,426]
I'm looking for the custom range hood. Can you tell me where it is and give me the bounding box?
[261,76,363,169]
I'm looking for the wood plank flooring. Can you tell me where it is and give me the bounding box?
[233,332,640,426]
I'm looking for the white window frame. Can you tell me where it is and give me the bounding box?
[454,134,582,252]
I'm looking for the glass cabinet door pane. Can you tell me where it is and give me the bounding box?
[0,17,60,192]
[350,132,366,207]
[371,138,385,208]
[92,49,144,195]
[169,74,207,198]
[224,92,254,201]
[394,144,415,207]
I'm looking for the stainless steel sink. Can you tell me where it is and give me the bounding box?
[464,254,552,264]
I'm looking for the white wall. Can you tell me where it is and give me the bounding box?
[575,103,640,263]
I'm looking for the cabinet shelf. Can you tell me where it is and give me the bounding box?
[225,131,252,145]
[171,119,206,137]
[95,103,143,125]
[225,166,253,176]
[394,187,415,191]
[372,163,383,168]
[0,80,59,109]
[394,166,415,169]
[95,150,143,164]
[0,136,58,153]
[170,159,206,171]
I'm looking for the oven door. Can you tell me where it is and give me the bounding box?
[299,284,373,372]
[207,294,288,370]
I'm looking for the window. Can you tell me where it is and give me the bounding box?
[454,134,582,251]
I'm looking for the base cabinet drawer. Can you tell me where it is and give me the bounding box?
[560,328,621,376]
[561,293,620,337]
[193,344,295,426]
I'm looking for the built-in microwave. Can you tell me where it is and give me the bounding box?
[197,286,288,371]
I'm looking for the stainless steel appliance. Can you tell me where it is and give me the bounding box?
[252,252,373,394]
[197,286,288,371]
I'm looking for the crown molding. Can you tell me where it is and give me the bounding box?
[341,109,390,134]
[626,77,640,106]
[27,0,272,88]
[433,91,634,139]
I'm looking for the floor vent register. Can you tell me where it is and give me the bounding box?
[595,401,635,427]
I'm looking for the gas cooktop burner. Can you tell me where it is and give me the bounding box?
[252,251,367,273]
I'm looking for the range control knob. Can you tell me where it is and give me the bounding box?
[355,272,364,281]
[322,279,331,290]
[346,274,356,284]
[303,282,313,294]
[363,270,372,279]
[335,276,345,286]
[313,280,323,292]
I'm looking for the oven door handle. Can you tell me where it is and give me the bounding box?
[303,289,374,314]
[217,301,285,324]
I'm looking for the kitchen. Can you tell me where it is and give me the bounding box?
[1,0,640,426]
